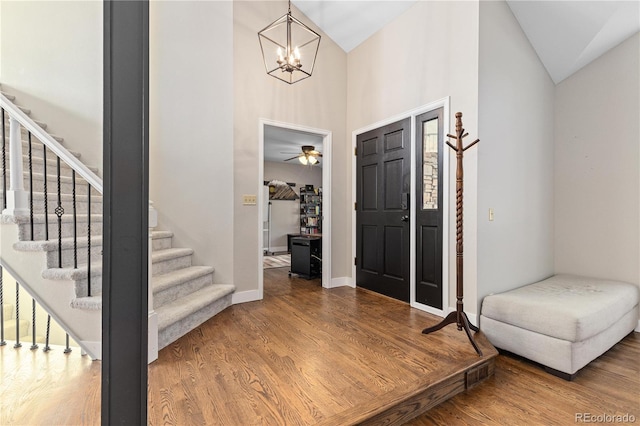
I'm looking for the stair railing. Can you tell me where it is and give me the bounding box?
[1,90,157,361]
[1,92,102,299]
[0,265,76,353]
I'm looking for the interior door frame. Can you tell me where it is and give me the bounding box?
[351,97,450,317]
[258,119,332,296]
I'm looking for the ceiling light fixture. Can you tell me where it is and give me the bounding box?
[258,0,321,85]
[299,154,319,166]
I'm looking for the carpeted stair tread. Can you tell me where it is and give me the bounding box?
[42,260,102,281]
[14,235,103,252]
[3,213,102,225]
[22,191,103,203]
[152,247,193,263]
[153,265,214,294]
[16,170,87,184]
[156,284,235,331]
[71,296,102,310]
[8,155,99,174]
[151,230,173,240]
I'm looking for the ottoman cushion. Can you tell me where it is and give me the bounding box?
[481,274,639,342]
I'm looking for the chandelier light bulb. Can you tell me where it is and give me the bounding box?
[299,156,308,165]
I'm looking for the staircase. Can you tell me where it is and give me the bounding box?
[0,87,235,359]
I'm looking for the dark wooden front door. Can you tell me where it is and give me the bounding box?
[415,108,444,308]
[356,118,411,302]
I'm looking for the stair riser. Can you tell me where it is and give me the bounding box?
[24,177,90,196]
[152,255,192,276]
[158,293,232,350]
[45,246,103,269]
[7,158,77,177]
[18,220,103,242]
[74,275,103,298]
[7,144,74,161]
[0,191,101,214]
[31,197,101,215]
[152,236,172,251]
[2,125,47,137]
[154,273,213,310]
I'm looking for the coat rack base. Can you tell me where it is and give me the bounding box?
[422,311,483,356]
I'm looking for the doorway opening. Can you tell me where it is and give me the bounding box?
[352,98,450,317]
[258,120,332,297]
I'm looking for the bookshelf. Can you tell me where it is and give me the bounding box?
[299,186,322,235]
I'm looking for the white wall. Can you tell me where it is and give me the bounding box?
[234,1,348,293]
[0,1,102,173]
[476,1,556,311]
[264,161,322,249]
[150,2,234,283]
[555,33,639,287]
[347,1,480,313]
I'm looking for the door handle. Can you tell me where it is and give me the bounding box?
[400,215,409,222]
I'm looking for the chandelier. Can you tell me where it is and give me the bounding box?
[258,0,321,84]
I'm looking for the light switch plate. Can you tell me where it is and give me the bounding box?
[243,194,257,205]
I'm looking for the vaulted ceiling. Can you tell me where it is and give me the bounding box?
[292,0,640,83]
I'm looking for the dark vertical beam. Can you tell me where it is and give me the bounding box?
[102,1,149,425]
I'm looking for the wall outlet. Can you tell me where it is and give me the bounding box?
[489,208,494,221]
[243,194,257,205]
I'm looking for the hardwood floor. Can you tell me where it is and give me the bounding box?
[148,267,496,425]
[0,344,101,425]
[1,267,638,425]
[409,332,640,425]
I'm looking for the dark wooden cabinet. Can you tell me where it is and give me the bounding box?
[290,236,321,279]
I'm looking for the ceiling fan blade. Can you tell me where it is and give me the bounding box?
[284,155,301,161]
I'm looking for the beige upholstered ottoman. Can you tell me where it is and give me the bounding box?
[480,274,639,380]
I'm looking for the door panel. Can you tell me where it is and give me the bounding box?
[356,118,411,302]
[361,225,378,273]
[420,226,439,285]
[384,159,404,210]
[362,165,378,210]
[415,108,444,308]
[384,226,404,278]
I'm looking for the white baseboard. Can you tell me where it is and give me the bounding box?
[412,301,446,318]
[148,311,158,364]
[80,340,102,360]
[330,276,354,288]
[232,289,261,304]
[265,246,288,254]
[446,307,478,328]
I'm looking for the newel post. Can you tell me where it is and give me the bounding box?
[147,200,158,363]
[3,116,28,216]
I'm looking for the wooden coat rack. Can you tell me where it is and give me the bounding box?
[422,112,482,356]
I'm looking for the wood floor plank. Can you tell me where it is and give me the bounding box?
[1,267,637,425]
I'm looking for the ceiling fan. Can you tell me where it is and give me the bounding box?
[283,145,322,165]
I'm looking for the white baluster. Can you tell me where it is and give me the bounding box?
[147,200,158,363]
[3,116,29,216]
